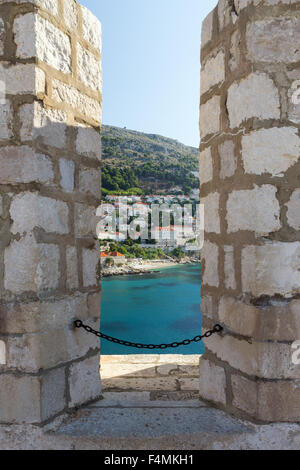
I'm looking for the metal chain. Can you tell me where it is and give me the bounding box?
[74,320,223,350]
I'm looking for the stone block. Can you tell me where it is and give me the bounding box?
[0,374,41,424]
[41,367,66,421]
[0,17,5,55]
[77,43,101,92]
[227,73,280,129]
[199,359,226,405]
[4,234,60,294]
[0,101,12,140]
[14,13,72,73]
[242,242,300,298]
[219,140,236,179]
[102,377,178,392]
[82,247,99,287]
[66,246,79,290]
[201,50,225,95]
[63,0,78,31]
[75,203,97,238]
[206,330,300,379]
[202,192,220,234]
[226,185,281,235]
[241,127,299,177]
[231,375,258,417]
[201,241,219,287]
[76,125,101,159]
[0,63,45,95]
[10,192,69,235]
[200,96,220,139]
[179,378,200,391]
[229,30,241,71]
[199,147,213,185]
[81,5,102,51]
[52,78,101,123]
[286,189,300,231]
[59,158,75,193]
[201,10,214,48]
[68,354,101,407]
[224,246,236,290]
[0,147,54,185]
[101,362,157,379]
[79,167,101,199]
[247,18,300,64]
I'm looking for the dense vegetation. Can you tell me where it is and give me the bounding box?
[101,126,199,196]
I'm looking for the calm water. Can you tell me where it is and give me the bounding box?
[100,264,204,355]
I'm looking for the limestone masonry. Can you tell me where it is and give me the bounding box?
[200,0,300,422]
[0,0,102,424]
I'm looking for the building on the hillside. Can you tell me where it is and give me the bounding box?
[100,251,127,266]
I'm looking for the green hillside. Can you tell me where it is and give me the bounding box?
[101,125,199,196]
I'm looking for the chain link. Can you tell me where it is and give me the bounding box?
[74,320,223,350]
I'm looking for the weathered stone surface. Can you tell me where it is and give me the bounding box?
[81,5,102,50]
[52,78,101,122]
[63,0,78,31]
[41,367,66,421]
[79,167,101,198]
[102,377,178,392]
[75,203,97,238]
[206,332,299,379]
[0,375,41,424]
[59,158,74,193]
[0,17,5,55]
[101,362,157,379]
[219,140,236,179]
[35,0,59,15]
[199,147,213,185]
[77,43,101,92]
[20,102,67,148]
[179,378,200,391]
[14,13,72,73]
[82,248,99,287]
[76,125,101,159]
[247,18,300,64]
[201,50,225,95]
[199,359,226,405]
[231,375,258,416]
[0,147,54,184]
[242,242,300,297]
[0,195,3,218]
[218,296,259,337]
[4,234,60,294]
[218,0,235,30]
[66,246,78,290]
[0,340,6,365]
[226,185,280,235]
[227,73,280,128]
[0,63,45,95]
[0,102,12,140]
[201,9,214,48]
[229,30,241,71]
[287,70,300,124]
[202,192,220,234]
[10,192,69,235]
[200,96,220,139]
[241,127,299,177]
[224,246,236,290]
[68,354,101,408]
[286,189,300,231]
[201,241,219,287]
[0,293,88,335]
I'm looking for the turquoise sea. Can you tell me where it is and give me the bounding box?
[100,264,203,355]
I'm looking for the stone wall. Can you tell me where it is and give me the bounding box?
[0,0,102,424]
[101,355,200,400]
[199,0,300,422]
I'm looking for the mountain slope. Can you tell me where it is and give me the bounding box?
[101,125,199,196]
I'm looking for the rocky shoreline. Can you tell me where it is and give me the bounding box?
[101,258,199,277]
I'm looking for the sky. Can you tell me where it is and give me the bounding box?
[80,0,218,148]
